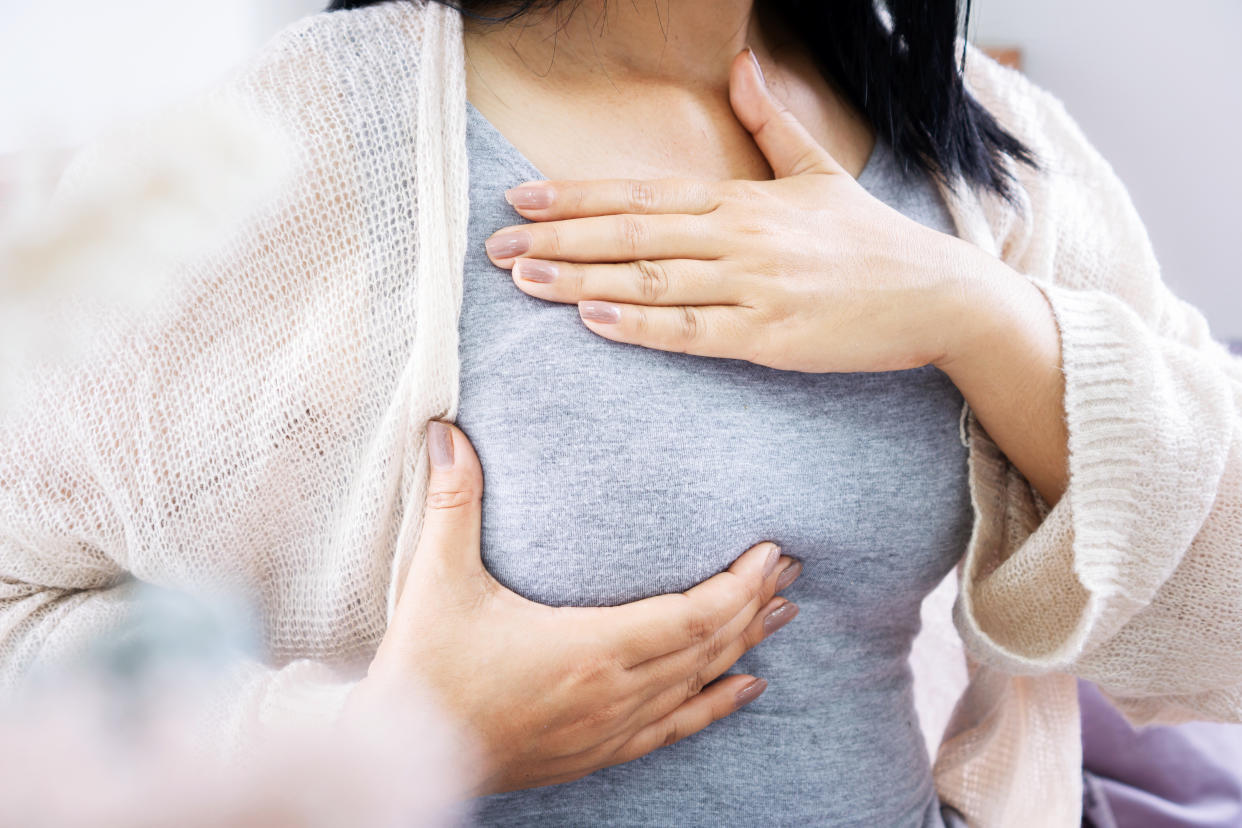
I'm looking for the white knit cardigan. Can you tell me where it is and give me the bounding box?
[3,3,1240,826]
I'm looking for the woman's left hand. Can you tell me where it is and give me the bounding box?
[484,47,1002,374]
[485,48,1070,507]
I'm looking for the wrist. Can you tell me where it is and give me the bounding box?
[928,245,1070,505]
[344,674,507,800]
[930,242,1024,376]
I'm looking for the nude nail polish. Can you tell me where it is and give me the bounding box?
[579,301,620,324]
[505,184,554,210]
[486,231,531,259]
[517,259,558,283]
[747,47,766,86]
[763,545,782,578]
[734,678,768,709]
[775,559,802,591]
[428,420,454,469]
[763,602,799,636]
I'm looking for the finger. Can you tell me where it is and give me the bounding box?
[728,47,843,179]
[503,177,725,220]
[627,557,800,686]
[775,557,803,593]
[609,674,768,765]
[511,257,745,308]
[608,541,782,668]
[699,598,798,685]
[403,420,491,596]
[576,300,763,362]
[484,212,722,268]
[631,596,799,706]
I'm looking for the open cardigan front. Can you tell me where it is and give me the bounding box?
[3,3,1241,826]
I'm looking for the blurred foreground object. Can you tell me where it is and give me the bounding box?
[0,582,471,828]
[0,95,292,410]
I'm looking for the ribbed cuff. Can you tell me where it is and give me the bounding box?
[954,277,1164,671]
[1029,277,1148,606]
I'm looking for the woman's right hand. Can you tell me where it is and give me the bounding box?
[345,420,802,797]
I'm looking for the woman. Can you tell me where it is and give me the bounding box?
[1,0,1239,825]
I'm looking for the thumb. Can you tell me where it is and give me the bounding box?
[409,419,488,590]
[728,47,842,178]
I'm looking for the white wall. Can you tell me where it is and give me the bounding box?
[972,0,1242,341]
[250,0,332,47]
[0,0,325,155]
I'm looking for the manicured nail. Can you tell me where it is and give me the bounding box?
[485,230,531,259]
[746,47,765,86]
[775,559,802,591]
[579,301,620,324]
[762,545,782,578]
[734,678,767,710]
[763,602,799,636]
[428,420,454,469]
[505,184,555,210]
[516,259,558,284]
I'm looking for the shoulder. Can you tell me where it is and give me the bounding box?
[250,1,441,61]
[960,45,1167,322]
[960,44,1114,188]
[222,2,444,122]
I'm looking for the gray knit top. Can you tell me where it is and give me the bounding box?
[457,100,973,828]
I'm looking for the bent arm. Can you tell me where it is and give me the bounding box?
[948,50,1242,725]
[0,303,364,740]
[0,576,356,732]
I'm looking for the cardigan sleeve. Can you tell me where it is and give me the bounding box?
[0,579,358,741]
[0,191,364,751]
[951,52,1242,726]
[0,304,362,745]
[0,11,416,745]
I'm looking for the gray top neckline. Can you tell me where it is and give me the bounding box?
[464,98,888,189]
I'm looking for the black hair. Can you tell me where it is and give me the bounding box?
[327,0,1036,201]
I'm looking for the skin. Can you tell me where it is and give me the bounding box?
[348,0,1072,799]
[467,0,1070,508]
[346,420,803,795]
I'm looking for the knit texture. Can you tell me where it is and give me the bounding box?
[934,51,1242,827]
[1,3,1239,826]
[0,1,468,740]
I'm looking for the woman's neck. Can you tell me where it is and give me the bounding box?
[463,0,769,93]
[461,0,875,182]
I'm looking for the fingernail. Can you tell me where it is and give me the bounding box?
[428,420,454,469]
[775,559,802,591]
[516,259,558,284]
[505,184,555,210]
[734,677,767,709]
[486,230,531,259]
[763,602,799,636]
[762,545,782,578]
[579,301,620,324]
[746,47,765,86]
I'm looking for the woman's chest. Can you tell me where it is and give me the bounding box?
[457,257,972,609]
[458,322,972,615]
[456,104,973,614]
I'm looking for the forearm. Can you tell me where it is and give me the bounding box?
[943,249,1242,713]
[934,243,1069,508]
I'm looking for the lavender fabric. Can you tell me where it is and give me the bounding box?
[1080,680,1242,827]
